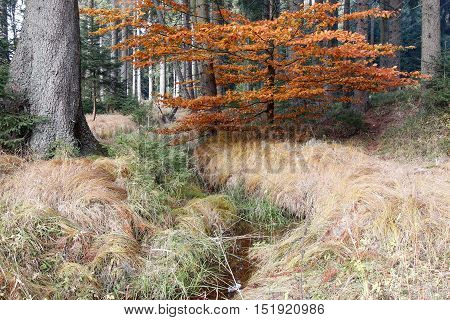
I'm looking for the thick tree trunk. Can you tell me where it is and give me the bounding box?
[353,0,369,112]
[7,0,100,155]
[421,0,441,76]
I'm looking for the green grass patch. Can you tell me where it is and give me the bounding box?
[226,186,295,233]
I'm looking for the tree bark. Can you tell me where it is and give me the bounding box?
[197,0,217,97]
[90,0,98,120]
[110,0,120,82]
[148,65,153,100]
[0,0,8,63]
[7,0,100,155]
[265,0,277,123]
[381,0,402,68]
[120,0,129,94]
[353,0,369,113]
[421,0,441,76]
[343,0,351,31]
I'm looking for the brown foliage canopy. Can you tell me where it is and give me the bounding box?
[84,1,420,133]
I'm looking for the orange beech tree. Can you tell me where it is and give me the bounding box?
[85,1,420,133]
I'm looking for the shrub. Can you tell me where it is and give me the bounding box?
[0,63,8,96]
[0,112,42,151]
[108,133,193,225]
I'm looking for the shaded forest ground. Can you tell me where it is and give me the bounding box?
[0,88,448,300]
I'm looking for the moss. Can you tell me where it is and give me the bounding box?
[177,182,207,200]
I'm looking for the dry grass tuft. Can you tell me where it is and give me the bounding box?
[174,195,238,236]
[1,158,149,236]
[0,156,155,299]
[195,133,450,299]
[132,229,225,299]
[0,153,24,176]
[0,141,228,299]
[87,114,138,142]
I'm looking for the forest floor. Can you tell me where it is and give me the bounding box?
[0,90,448,300]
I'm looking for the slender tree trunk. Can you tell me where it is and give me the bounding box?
[92,71,97,121]
[342,0,352,108]
[381,0,402,68]
[421,0,441,76]
[8,0,99,155]
[151,0,190,121]
[353,0,369,112]
[183,0,194,99]
[329,0,339,47]
[266,60,275,124]
[266,0,276,123]
[197,0,217,97]
[148,65,153,100]
[120,0,129,95]
[137,66,141,102]
[343,0,351,31]
[0,0,9,63]
[132,55,136,97]
[89,0,98,119]
[99,35,105,102]
[159,59,166,97]
[173,65,179,97]
[379,0,389,67]
[190,0,197,98]
[111,0,120,82]
[370,16,375,45]
[287,0,296,12]
[212,0,226,95]
[389,0,402,68]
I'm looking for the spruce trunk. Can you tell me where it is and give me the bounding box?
[7,0,100,155]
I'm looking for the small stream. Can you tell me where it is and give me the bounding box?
[190,222,259,300]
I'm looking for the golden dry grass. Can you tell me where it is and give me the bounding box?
[174,195,239,236]
[195,133,450,299]
[87,114,138,142]
[1,157,149,236]
[0,156,154,298]
[0,153,24,176]
[0,150,230,299]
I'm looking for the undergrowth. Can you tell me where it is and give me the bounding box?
[0,132,231,300]
[226,186,294,233]
[370,53,449,160]
[107,132,194,226]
